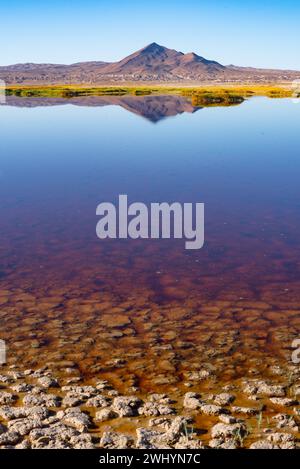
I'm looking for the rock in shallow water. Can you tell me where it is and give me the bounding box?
[100,431,133,449]
[0,405,49,421]
[37,376,59,389]
[269,397,298,407]
[23,393,61,408]
[8,416,44,436]
[211,422,248,440]
[62,408,91,433]
[29,423,88,449]
[95,407,117,422]
[136,417,193,449]
[183,392,203,410]
[112,396,142,417]
[213,393,235,406]
[0,392,17,405]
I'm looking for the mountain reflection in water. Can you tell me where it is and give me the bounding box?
[4,95,204,122]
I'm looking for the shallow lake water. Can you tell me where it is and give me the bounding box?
[0,95,299,398]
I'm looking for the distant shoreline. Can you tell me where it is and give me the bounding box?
[2,84,296,108]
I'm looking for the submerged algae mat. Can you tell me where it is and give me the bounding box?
[1,244,299,395]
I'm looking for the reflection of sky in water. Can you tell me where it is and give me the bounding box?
[0,97,299,300]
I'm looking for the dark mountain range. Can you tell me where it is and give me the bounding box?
[0,43,299,84]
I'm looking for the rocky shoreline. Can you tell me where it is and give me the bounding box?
[1,290,300,449]
[0,363,299,449]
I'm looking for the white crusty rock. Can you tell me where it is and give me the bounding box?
[148,394,173,404]
[267,432,295,444]
[95,408,117,422]
[0,392,17,405]
[148,417,172,429]
[185,369,214,381]
[272,413,299,430]
[214,393,235,406]
[95,380,111,391]
[62,394,83,407]
[8,417,44,436]
[0,431,21,446]
[136,416,190,449]
[37,376,59,389]
[99,431,133,449]
[211,422,248,439]
[62,408,91,433]
[200,404,227,416]
[23,393,61,408]
[61,385,97,399]
[209,437,239,449]
[255,432,298,449]
[163,417,190,444]
[112,396,142,417]
[244,380,286,397]
[7,371,23,380]
[85,395,111,408]
[11,383,33,393]
[269,398,298,407]
[70,433,95,449]
[138,401,175,417]
[136,428,171,449]
[231,406,260,415]
[29,423,79,449]
[183,392,203,410]
[0,375,14,384]
[218,414,239,424]
[250,440,278,449]
[174,436,204,449]
[0,405,49,421]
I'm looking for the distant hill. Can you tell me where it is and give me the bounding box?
[0,43,299,84]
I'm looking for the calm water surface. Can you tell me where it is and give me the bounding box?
[0,95,299,387]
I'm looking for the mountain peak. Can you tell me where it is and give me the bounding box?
[143,42,164,50]
[139,42,172,55]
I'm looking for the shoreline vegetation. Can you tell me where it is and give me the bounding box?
[3,84,297,107]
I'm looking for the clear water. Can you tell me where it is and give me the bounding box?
[0,95,299,384]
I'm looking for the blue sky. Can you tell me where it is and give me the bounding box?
[1,0,299,69]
